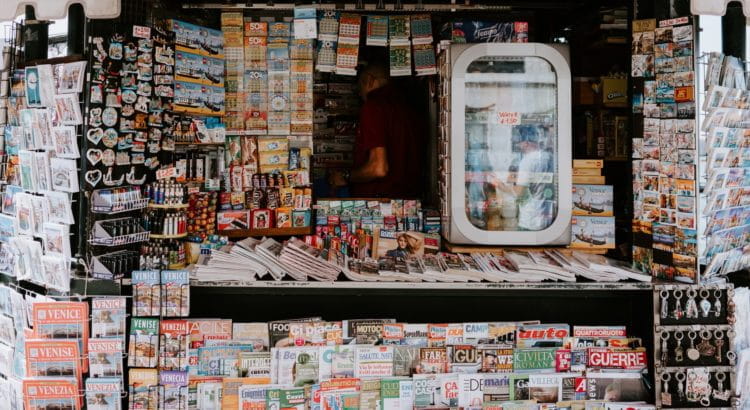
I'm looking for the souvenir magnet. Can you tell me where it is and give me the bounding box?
[122,89,137,104]
[102,128,118,148]
[89,107,103,127]
[102,149,115,166]
[85,169,102,187]
[102,107,118,127]
[87,127,104,144]
[86,149,103,165]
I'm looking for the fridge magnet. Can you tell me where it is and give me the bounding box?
[52,126,80,159]
[631,55,654,77]
[50,158,80,192]
[674,41,693,57]
[88,127,104,145]
[102,128,118,148]
[90,84,103,104]
[102,149,116,167]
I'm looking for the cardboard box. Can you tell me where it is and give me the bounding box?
[572,185,613,216]
[573,175,606,185]
[572,168,601,176]
[573,159,604,169]
[570,216,615,249]
[217,210,250,231]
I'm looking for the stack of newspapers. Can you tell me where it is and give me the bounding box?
[190,238,651,284]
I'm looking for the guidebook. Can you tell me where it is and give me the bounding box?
[88,338,124,380]
[85,377,122,410]
[128,317,159,368]
[23,378,81,410]
[132,270,161,317]
[91,297,127,340]
[160,370,188,409]
[160,319,190,371]
[25,339,83,386]
[161,269,190,317]
[32,301,89,372]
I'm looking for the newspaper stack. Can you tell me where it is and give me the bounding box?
[189,237,652,284]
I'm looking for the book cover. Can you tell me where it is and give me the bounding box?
[513,348,556,373]
[88,338,124,379]
[127,317,159,368]
[417,347,448,373]
[25,339,82,386]
[319,378,360,410]
[85,377,122,410]
[91,297,127,340]
[233,322,270,351]
[161,270,190,317]
[354,345,393,378]
[188,319,232,348]
[160,370,188,409]
[572,185,614,216]
[132,270,161,317]
[23,378,81,410]
[160,319,189,371]
[239,351,271,377]
[32,301,89,372]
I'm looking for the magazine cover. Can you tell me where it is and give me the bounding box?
[238,384,279,410]
[280,387,307,410]
[160,319,189,371]
[275,346,320,386]
[528,373,581,404]
[482,373,512,403]
[196,381,223,409]
[403,324,428,347]
[586,348,648,372]
[132,270,161,317]
[382,323,405,345]
[354,321,386,344]
[392,345,419,377]
[160,371,188,409]
[418,347,448,373]
[91,297,127,340]
[232,322,269,351]
[188,319,232,348]
[584,372,648,402]
[319,378,361,410]
[25,339,82,385]
[161,270,190,317]
[319,344,356,380]
[479,345,514,373]
[449,344,481,373]
[509,373,530,401]
[23,378,81,410]
[186,375,223,409]
[289,321,343,346]
[88,338,124,379]
[239,351,271,378]
[380,378,413,410]
[513,348,557,373]
[354,346,394,378]
[516,324,570,348]
[372,230,425,259]
[32,301,89,372]
[127,317,159,368]
[458,373,509,409]
[412,373,443,407]
[197,345,252,377]
[85,377,122,410]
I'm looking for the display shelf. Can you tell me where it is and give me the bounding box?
[190,280,653,291]
[218,226,312,238]
[443,242,608,255]
[89,219,150,246]
[147,203,189,209]
[173,142,224,148]
[91,197,149,214]
[149,232,188,239]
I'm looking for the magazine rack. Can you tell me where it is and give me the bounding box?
[653,283,740,408]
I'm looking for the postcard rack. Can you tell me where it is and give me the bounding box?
[89,218,150,246]
[653,283,740,408]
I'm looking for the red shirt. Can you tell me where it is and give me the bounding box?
[352,84,423,198]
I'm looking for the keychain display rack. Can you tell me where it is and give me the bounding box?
[653,283,740,408]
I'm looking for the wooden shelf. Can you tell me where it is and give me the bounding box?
[218,226,312,238]
[149,232,188,239]
[174,142,224,147]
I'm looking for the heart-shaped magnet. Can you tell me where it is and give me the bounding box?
[85,169,102,187]
[87,128,103,145]
[86,149,103,165]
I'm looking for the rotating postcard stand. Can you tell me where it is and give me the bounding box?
[439,43,572,245]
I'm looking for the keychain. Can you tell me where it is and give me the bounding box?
[700,371,713,407]
[699,288,712,317]
[713,371,731,401]
[687,331,700,361]
[676,370,686,402]
[660,290,670,319]
[727,349,737,366]
[685,288,699,319]
[697,329,716,357]
[673,290,684,319]
[713,288,723,318]
[714,329,724,362]
[686,370,700,402]
[660,331,670,366]
[661,372,672,406]
[674,331,685,362]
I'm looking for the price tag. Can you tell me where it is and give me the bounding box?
[133,25,151,39]
[498,111,520,125]
[156,167,176,180]
[187,186,200,194]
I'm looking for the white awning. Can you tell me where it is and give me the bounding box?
[0,0,121,22]
[692,0,750,16]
